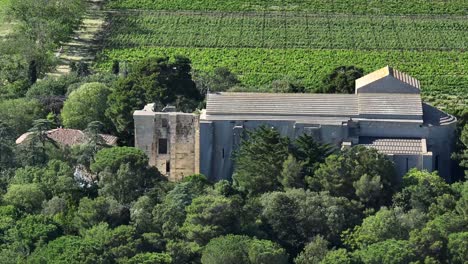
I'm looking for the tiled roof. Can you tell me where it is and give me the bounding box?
[358,93,423,118]
[359,137,425,155]
[206,92,359,117]
[16,128,118,146]
[355,66,420,89]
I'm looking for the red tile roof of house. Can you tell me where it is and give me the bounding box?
[16,128,118,146]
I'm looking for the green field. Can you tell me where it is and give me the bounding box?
[98,1,467,111]
[106,0,467,15]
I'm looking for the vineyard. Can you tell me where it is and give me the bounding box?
[106,0,467,15]
[97,1,467,111]
[104,11,467,51]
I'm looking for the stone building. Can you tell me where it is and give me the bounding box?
[134,66,457,182]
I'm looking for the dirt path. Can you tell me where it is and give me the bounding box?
[47,0,106,77]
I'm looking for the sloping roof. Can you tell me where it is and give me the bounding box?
[16,128,118,146]
[358,93,423,118]
[206,92,359,117]
[359,137,424,154]
[355,66,420,90]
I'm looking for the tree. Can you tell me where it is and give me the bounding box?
[153,174,210,239]
[343,207,414,250]
[91,147,150,174]
[12,159,79,199]
[452,124,468,177]
[288,134,335,188]
[320,249,352,264]
[409,212,465,262]
[193,67,240,95]
[6,0,85,77]
[130,195,156,234]
[320,66,364,94]
[0,121,16,169]
[181,195,240,245]
[99,163,158,205]
[393,169,451,212]
[125,253,172,264]
[72,121,110,169]
[260,189,359,253]
[106,56,202,144]
[91,147,161,204]
[233,126,290,195]
[311,146,397,208]
[280,155,304,189]
[16,119,58,166]
[3,184,46,213]
[294,235,329,264]
[74,196,129,230]
[61,82,112,130]
[4,214,62,256]
[355,239,416,264]
[448,232,468,264]
[201,235,288,264]
[0,98,44,137]
[28,235,100,264]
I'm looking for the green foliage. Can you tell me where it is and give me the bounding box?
[0,121,16,169]
[3,214,62,256]
[181,195,240,245]
[409,212,466,262]
[105,56,202,143]
[193,67,240,95]
[153,174,210,239]
[233,126,290,195]
[260,189,359,252]
[447,232,468,264]
[125,252,172,264]
[2,0,85,79]
[355,239,416,264]
[91,147,161,204]
[320,249,352,264]
[26,74,81,99]
[311,146,397,208]
[320,66,364,94]
[394,169,452,212]
[3,184,46,213]
[12,160,78,199]
[28,235,99,264]
[294,235,329,264]
[91,147,149,174]
[74,196,129,230]
[201,235,288,264]
[0,98,44,137]
[280,155,304,189]
[61,82,112,130]
[343,207,426,250]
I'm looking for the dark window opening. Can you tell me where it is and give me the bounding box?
[161,118,168,128]
[166,161,170,173]
[435,155,439,171]
[222,148,225,159]
[406,158,409,172]
[158,138,168,154]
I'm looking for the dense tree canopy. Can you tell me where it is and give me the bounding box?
[61,82,112,130]
[106,56,203,144]
[320,66,364,94]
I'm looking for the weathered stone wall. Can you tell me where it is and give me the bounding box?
[134,109,199,181]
